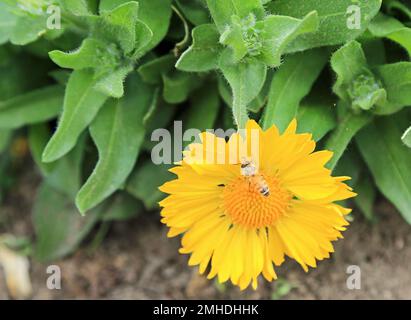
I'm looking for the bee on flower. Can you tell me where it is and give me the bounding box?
[159,119,356,290]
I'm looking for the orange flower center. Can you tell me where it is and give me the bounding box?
[222,173,291,228]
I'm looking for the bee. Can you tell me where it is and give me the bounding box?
[240,158,270,197]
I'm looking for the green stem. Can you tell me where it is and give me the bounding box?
[171,4,190,57]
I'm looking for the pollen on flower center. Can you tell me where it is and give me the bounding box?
[222,174,292,229]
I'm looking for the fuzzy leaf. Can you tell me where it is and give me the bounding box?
[75,74,156,213]
[261,48,328,132]
[205,0,265,32]
[220,57,266,129]
[268,0,382,52]
[217,72,272,114]
[49,38,120,71]
[258,11,319,67]
[102,1,140,54]
[331,41,387,112]
[42,70,108,163]
[94,64,133,98]
[176,24,222,72]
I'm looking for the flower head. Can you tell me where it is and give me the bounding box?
[159,119,356,290]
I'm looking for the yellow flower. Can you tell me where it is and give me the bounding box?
[159,119,356,290]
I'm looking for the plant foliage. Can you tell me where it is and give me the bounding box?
[0,0,411,261]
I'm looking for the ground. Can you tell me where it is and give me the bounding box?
[1,164,411,300]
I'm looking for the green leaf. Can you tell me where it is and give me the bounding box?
[102,1,141,54]
[374,62,411,115]
[219,16,248,63]
[220,58,266,129]
[176,24,222,72]
[33,183,101,262]
[126,161,174,210]
[76,74,156,213]
[247,71,273,113]
[49,38,120,71]
[356,114,411,223]
[94,64,133,98]
[297,97,337,141]
[331,41,369,99]
[218,11,318,66]
[261,48,328,132]
[257,11,319,67]
[368,13,411,57]
[218,72,271,114]
[50,37,136,98]
[10,14,47,46]
[42,70,108,163]
[133,19,154,57]
[205,0,264,32]
[402,126,411,148]
[137,0,172,52]
[331,41,387,112]
[325,104,371,169]
[0,85,64,129]
[268,0,382,52]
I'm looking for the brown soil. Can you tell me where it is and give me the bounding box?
[1,164,411,300]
